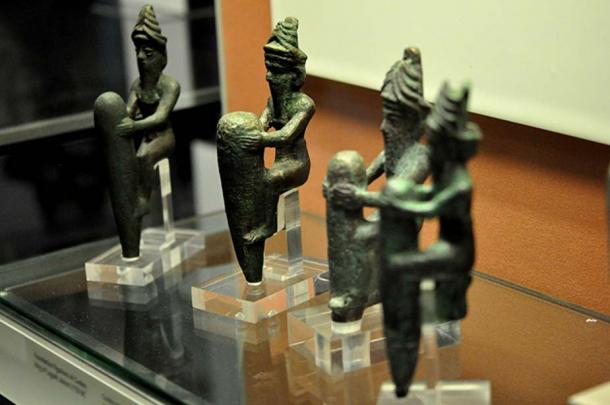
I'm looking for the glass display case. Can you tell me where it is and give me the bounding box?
[0,4,607,404]
[0,212,607,404]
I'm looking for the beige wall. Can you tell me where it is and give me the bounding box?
[220,0,610,315]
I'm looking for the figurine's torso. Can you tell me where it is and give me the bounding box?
[383,130,429,182]
[269,92,313,163]
[129,75,177,146]
[435,168,475,270]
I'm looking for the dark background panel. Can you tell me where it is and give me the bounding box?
[0,0,221,264]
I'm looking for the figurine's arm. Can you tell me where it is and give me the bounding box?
[412,184,433,200]
[366,151,385,185]
[387,250,443,275]
[356,189,386,207]
[328,184,387,210]
[390,176,470,218]
[132,79,181,133]
[260,99,272,131]
[126,85,138,119]
[261,102,314,146]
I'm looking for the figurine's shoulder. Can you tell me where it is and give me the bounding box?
[159,74,180,93]
[129,78,141,92]
[451,168,473,195]
[293,92,315,112]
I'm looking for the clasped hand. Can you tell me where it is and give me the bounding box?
[323,181,362,210]
[240,130,263,151]
[116,117,136,137]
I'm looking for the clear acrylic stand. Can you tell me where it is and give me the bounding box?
[86,266,183,307]
[288,303,386,374]
[288,302,461,375]
[193,303,284,345]
[377,279,491,405]
[266,188,304,279]
[191,189,326,323]
[86,159,205,286]
[377,381,491,405]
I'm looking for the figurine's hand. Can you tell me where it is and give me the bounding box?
[240,130,262,151]
[116,117,136,137]
[259,113,272,131]
[329,183,361,210]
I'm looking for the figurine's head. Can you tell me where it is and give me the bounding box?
[263,17,307,93]
[380,47,430,141]
[217,111,263,155]
[426,82,482,166]
[131,5,167,77]
[326,151,367,192]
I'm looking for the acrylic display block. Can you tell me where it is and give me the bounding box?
[86,158,205,286]
[288,303,461,375]
[193,306,285,345]
[288,303,386,374]
[191,255,327,323]
[376,380,491,405]
[85,228,205,286]
[86,267,183,306]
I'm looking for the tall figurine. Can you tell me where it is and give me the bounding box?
[94,5,180,260]
[217,17,315,284]
[324,48,430,325]
[380,83,482,397]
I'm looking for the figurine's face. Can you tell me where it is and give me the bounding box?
[135,42,166,76]
[380,110,415,142]
[266,68,294,94]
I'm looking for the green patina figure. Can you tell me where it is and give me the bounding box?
[324,151,379,324]
[324,48,430,325]
[217,17,315,284]
[94,5,179,259]
[380,82,482,398]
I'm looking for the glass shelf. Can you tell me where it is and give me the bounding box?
[0,212,607,404]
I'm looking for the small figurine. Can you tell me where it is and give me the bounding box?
[325,151,379,324]
[380,83,482,397]
[323,48,430,325]
[217,17,315,284]
[94,5,180,259]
